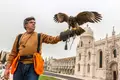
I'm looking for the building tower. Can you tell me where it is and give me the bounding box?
[75,25,95,77]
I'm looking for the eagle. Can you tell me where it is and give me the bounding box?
[54,11,102,29]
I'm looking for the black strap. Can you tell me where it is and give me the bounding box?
[16,34,22,53]
[19,55,33,61]
[16,33,41,53]
[37,33,41,53]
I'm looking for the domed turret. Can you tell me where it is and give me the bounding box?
[77,25,94,48]
[81,25,93,38]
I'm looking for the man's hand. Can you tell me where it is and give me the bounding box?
[60,29,73,41]
[60,27,85,41]
[4,69,10,79]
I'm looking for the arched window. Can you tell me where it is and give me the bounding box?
[99,51,103,68]
[88,52,91,60]
[87,64,90,73]
[113,49,117,58]
[81,41,83,47]
[77,45,79,48]
[89,41,91,44]
[79,53,81,60]
[78,64,80,71]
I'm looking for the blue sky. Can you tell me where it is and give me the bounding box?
[0,0,120,59]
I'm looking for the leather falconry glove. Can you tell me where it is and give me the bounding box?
[60,27,85,41]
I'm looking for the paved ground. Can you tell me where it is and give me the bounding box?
[44,71,83,80]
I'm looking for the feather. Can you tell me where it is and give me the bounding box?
[75,11,102,25]
[53,13,69,23]
[53,11,102,29]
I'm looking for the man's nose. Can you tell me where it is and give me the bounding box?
[32,22,36,25]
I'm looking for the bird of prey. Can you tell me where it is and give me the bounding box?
[54,11,102,29]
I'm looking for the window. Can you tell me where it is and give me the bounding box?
[99,51,102,68]
[113,49,117,58]
[78,64,80,71]
[81,41,83,47]
[88,52,91,60]
[79,53,81,60]
[87,64,90,73]
[89,41,91,44]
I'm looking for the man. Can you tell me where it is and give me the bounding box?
[4,17,85,80]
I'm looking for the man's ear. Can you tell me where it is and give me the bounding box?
[24,25,27,30]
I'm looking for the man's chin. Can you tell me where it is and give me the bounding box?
[32,28,35,31]
[30,29,35,33]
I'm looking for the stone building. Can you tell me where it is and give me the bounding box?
[0,51,10,64]
[46,56,76,75]
[75,26,120,80]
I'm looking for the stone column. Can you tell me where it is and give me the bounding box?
[81,49,86,77]
[91,42,96,78]
[118,62,120,80]
[91,51,96,78]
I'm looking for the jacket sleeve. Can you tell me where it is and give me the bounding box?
[6,35,19,66]
[41,33,61,44]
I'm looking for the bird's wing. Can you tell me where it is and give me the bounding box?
[53,13,69,23]
[75,11,102,25]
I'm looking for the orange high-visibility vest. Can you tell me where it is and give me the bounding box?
[11,54,20,74]
[33,52,44,75]
[11,33,44,74]
[10,53,44,75]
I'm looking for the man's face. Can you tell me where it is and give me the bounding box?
[25,20,36,32]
